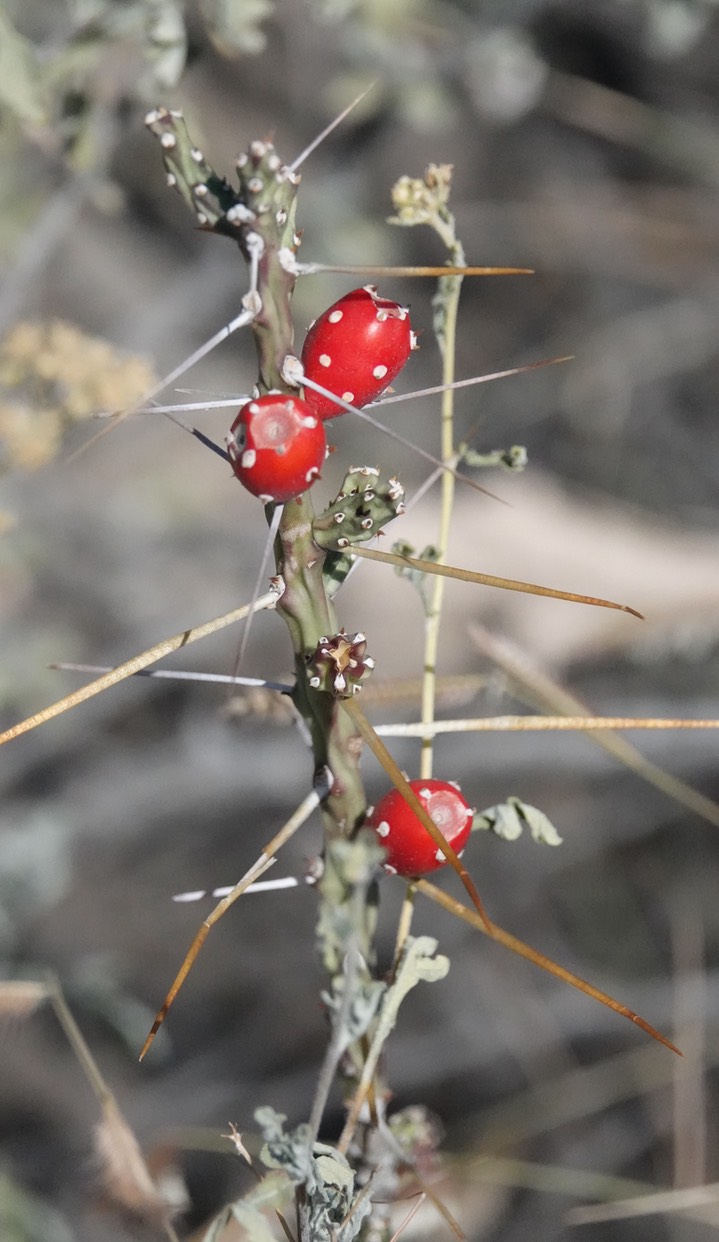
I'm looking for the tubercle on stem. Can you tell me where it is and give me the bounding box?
[145,108,302,396]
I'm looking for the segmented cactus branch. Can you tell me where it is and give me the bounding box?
[144,110,369,854]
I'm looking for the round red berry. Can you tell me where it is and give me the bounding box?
[367,779,474,877]
[227,394,326,503]
[301,285,416,420]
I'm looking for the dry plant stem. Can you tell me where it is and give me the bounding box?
[415,880,681,1056]
[0,594,278,746]
[309,264,533,276]
[372,1119,465,1241]
[140,782,328,1060]
[48,977,180,1242]
[347,545,644,617]
[375,716,719,737]
[306,944,363,1146]
[469,623,719,829]
[391,884,417,977]
[336,1038,387,1157]
[48,973,111,1106]
[565,1181,719,1227]
[420,226,465,780]
[388,1193,427,1241]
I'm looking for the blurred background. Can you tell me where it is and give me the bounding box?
[2,0,719,1238]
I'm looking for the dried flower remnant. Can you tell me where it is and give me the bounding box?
[0,320,156,470]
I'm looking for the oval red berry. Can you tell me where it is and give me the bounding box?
[227,394,326,503]
[367,779,474,877]
[301,285,415,420]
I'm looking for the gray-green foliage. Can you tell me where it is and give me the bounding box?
[475,796,563,846]
[255,1109,371,1242]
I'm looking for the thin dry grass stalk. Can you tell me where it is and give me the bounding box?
[94,1100,174,1228]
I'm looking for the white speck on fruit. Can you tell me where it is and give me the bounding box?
[194,183,208,198]
[160,133,176,149]
[355,632,366,642]
[241,449,257,469]
[267,152,280,170]
[342,392,354,403]
[376,821,390,838]
[250,140,267,158]
[248,177,263,194]
[258,493,274,504]
[383,864,397,876]
[306,466,320,482]
[236,152,248,168]
[191,147,204,163]
[449,780,461,790]
[333,512,345,523]
[248,402,260,414]
[319,354,331,368]
[328,310,343,323]
[309,676,321,688]
[196,213,208,225]
[364,657,375,670]
[301,416,318,428]
[372,365,388,380]
[166,173,176,187]
[435,848,446,861]
[418,787,431,799]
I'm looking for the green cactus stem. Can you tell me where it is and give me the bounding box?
[145,106,370,862]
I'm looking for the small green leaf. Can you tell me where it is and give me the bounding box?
[143,0,188,90]
[391,540,440,614]
[475,797,563,846]
[0,10,47,125]
[460,443,528,472]
[371,935,449,1052]
[201,0,275,55]
[321,970,385,1051]
[255,1106,313,1183]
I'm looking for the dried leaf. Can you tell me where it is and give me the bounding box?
[94,1102,169,1223]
